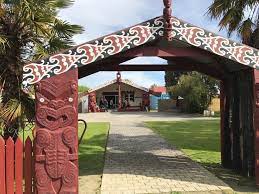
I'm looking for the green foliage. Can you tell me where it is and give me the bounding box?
[0,0,83,136]
[170,72,219,113]
[207,0,259,46]
[165,71,188,98]
[78,85,90,93]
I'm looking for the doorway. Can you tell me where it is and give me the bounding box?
[103,92,119,109]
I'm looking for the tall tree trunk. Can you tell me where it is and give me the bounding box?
[2,71,21,140]
[1,45,23,140]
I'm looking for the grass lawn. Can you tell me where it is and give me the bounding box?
[78,122,109,175]
[145,120,258,193]
[78,122,109,193]
[145,120,221,166]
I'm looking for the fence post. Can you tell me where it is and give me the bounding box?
[6,137,14,194]
[0,137,5,194]
[15,138,23,194]
[25,137,33,194]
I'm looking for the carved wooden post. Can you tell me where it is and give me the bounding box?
[221,79,232,168]
[88,92,97,112]
[34,69,78,194]
[117,72,122,110]
[220,81,225,165]
[254,70,259,186]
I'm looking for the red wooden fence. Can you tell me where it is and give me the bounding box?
[0,136,33,194]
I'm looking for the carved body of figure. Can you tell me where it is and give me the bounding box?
[34,77,78,194]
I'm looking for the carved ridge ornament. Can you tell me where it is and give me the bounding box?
[170,17,259,68]
[23,17,164,86]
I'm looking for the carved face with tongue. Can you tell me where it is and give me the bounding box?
[35,80,77,130]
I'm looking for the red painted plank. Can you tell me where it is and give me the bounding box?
[15,138,23,194]
[0,137,5,194]
[6,137,14,194]
[24,137,32,194]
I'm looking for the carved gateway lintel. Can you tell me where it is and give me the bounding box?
[34,69,78,194]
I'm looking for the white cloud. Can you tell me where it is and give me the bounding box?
[59,0,163,43]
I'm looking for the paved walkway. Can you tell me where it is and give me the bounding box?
[79,112,233,194]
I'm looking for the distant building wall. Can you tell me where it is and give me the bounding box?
[150,95,159,110]
[81,95,89,113]
[150,94,170,110]
[95,83,144,106]
[209,98,220,112]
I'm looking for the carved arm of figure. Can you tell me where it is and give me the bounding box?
[35,130,51,162]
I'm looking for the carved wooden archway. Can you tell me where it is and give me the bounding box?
[22,0,259,192]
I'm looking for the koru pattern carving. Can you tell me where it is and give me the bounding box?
[34,73,78,194]
[22,16,259,86]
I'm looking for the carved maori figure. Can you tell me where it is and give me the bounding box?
[142,93,150,111]
[88,92,97,112]
[163,0,173,41]
[34,74,78,194]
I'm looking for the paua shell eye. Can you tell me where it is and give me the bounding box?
[68,97,73,102]
[40,98,45,103]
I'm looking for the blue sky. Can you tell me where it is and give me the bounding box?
[59,0,237,88]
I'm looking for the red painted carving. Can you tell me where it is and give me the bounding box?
[88,92,98,112]
[117,72,122,109]
[34,69,78,194]
[142,93,150,111]
[163,0,173,41]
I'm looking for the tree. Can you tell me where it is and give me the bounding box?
[207,0,259,47]
[0,0,83,138]
[78,85,90,93]
[165,71,188,98]
[171,72,219,113]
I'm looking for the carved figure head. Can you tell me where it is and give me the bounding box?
[35,80,77,130]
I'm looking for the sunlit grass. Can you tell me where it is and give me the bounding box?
[145,120,221,166]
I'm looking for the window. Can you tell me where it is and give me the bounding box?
[125,92,135,102]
